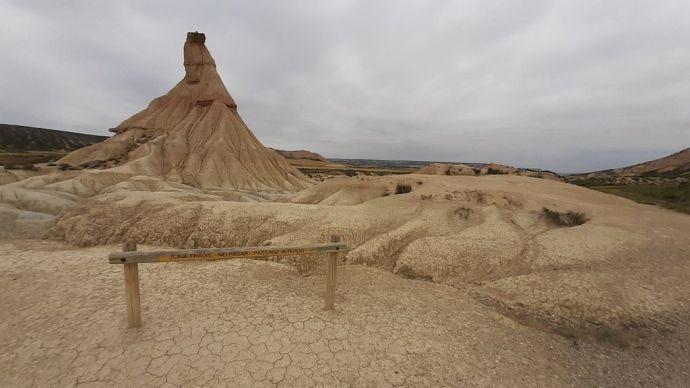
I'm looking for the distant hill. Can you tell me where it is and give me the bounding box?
[0,124,108,152]
[328,158,485,170]
[0,124,108,167]
[609,148,690,177]
[270,149,327,162]
[568,148,690,185]
[567,147,689,214]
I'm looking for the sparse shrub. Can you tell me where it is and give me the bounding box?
[542,207,589,227]
[58,163,70,171]
[11,164,38,171]
[571,177,609,186]
[80,160,106,169]
[416,181,423,185]
[395,183,412,194]
[454,207,472,219]
[464,189,486,204]
[503,196,522,208]
[486,167,506,175]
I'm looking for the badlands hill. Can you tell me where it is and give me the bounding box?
[58,32,310,193]
[24,172,684,345]
[2,170,690,384]
[0,124,107,152]
[271,148,328,162]
[604,147,689,176]
[569,147,690,184]
[565,148,690,214]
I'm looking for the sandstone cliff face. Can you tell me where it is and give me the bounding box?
[59,32,311,193]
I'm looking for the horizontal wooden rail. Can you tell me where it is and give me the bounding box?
[109,243,348,264]
[109,237,348,328]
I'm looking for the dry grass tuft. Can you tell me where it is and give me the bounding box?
[395,183,412,194]
[542,207,588,227]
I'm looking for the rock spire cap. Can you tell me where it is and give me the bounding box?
[186,31,206,43]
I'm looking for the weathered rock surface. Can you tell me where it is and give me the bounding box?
[2,172,676,342]
[58,32,310,193]
[2,240,688,386]
[418,162,562,180]
[417,162,477,176]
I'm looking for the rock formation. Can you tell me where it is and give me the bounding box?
[417,162,562,180]
[417,163,477,176]
[479,163,519,175]
[59,32,311,193]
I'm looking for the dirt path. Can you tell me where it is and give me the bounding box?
[1,240,688,387]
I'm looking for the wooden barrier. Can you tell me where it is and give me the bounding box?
[121,241,141,328]
[109,237,348,328]
[324,235,340,310]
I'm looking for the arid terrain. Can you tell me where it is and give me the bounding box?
[2,171,689,386]
[1,31,689,387]
[2,240,689,387]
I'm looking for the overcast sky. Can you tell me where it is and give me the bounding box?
[1,1,689,172]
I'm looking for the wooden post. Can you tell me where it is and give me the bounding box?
[122,241,142,328]
[324,235,340,310]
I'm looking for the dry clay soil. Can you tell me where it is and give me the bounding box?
[1,240,689,387]
[1,173,690,386]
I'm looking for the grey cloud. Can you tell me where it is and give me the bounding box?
[1,0,688,173]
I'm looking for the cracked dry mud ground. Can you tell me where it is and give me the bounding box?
[1,240,688,387]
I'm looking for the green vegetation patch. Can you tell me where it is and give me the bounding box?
[639,167,690,179]
[589,183,690,214]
